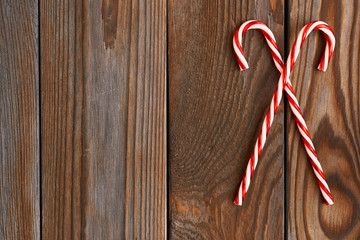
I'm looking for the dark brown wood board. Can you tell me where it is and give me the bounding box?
[287,0,360,239]
[168,0,285,239]
[40,0,167,239]
[0,0,40,239]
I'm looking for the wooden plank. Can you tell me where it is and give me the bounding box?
[168,0,285,238]
[40,0,167,238]
[287,1,360,238]
[0,0,40,239]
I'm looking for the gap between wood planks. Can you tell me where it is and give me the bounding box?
[283,0,290,238]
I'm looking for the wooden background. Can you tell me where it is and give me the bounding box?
[0,0,359,239]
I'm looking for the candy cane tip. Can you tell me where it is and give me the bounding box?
[234,195,242,206]
[240,65,249,71]
[317,66,327,72]
[326,199,334,206]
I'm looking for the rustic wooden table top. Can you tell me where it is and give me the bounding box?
[0,0,359,239]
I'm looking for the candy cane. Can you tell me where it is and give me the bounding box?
[233,20,285,206]
[282,21,335,205]
[233,21,335,206]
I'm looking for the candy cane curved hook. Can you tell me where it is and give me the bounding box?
[233,20,284,72]
[284,21,335,79]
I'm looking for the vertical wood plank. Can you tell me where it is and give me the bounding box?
[168,0,285,239]
[0,0,40,239]
[287,0,360,238]
[40,0,167,238]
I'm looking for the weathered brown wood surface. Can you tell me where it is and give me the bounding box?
[40,0,167,239]
[287,0,360,239]
[0,0,40,239]
[168,0,285,239]
[2,0,360,239]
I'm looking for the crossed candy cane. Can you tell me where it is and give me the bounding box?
[233,20,335,206]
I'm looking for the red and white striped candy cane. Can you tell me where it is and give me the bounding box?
[282,21,335,205]
[233,20,285,206]
[233,21,335,206]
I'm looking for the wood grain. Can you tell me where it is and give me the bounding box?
[40,0,167,239]
[287,0,360,238]
[168,0,285,239]
[0,0,40,239]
